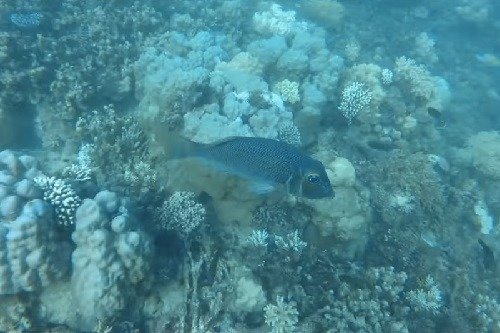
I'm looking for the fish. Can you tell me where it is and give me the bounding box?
[427,107,446,128]
[478,238,495,271]
[170,136,334,199]
[475,53,500,67]
[9,12,43,28]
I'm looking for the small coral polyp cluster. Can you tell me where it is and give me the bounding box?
[0,0,499,332]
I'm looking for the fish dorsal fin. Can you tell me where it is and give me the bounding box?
[205,136,247,148]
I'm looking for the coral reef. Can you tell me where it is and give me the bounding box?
[156,191,206,237]
[338,81,373,124]
[464,131,500,181]
[75,105,156,197]
[305,156,371,258]
[70,191,152,331]
[0,0,499,332]
[0,151,70,295]
[394,56,450,111]
[274,79,300,104]
[264,296,299,333]
[301,0,346,30]
[33,176,81,226]
[370,151,446,227]
[253,4,306,36]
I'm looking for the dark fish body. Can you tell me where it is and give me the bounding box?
[427,107,446,128]
[173,136,334,199]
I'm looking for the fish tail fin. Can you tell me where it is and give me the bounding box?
[152,130,204,160]
[169,136,205,159]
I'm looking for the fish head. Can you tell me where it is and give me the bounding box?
[299,161,335,199]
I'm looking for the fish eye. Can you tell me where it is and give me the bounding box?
[306,173,320,184]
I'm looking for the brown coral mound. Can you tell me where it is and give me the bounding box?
[301,0,346,30]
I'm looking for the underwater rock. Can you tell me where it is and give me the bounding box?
[0,195,21,219]
[305,157,370,258]
[0,151,70,295]
[15,179,41,199]
[71,191,152,331]
[0,199,70,295]
[466,131,500,181]
[327,157,356,187]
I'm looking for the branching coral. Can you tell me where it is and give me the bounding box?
[33,175,81,226]
[156,191,206,237]
[338,82,372,124]
[264,296,299,333]
[313,266,447,332]
[30,2,167,150]
[394,56,450,110]
[274,79,300,104]
[406,275,443,314]
[253,4,306,36]
[75,104,156,196]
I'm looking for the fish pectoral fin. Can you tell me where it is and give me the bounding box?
[248,180,276,195]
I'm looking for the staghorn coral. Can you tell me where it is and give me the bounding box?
[406,275,443,314]
[273,230,308,255]
[264,296,299,333]
[246,229,270,247]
